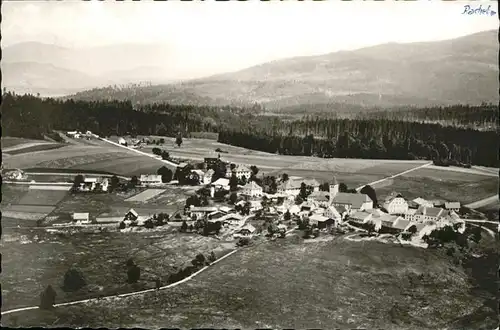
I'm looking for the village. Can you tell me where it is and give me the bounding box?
[19,144,470,248]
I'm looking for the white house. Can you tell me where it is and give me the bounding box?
[188,206,218,220]
[414,206,447,222]
[249,200,263,212]
[444,202,461,212]
[226,164,252,180]
[324,205,342,221]
[309,214,336,229]
[118,137,127,145]
[140,174,163,185]
[204,169,215,184]
[383,192,409,215]
[212,178,230,190]
[236,224,256,237]
[72,212,90,224]
[288,204,301,215]
[330,192,373,215]
[123,208,139,223]
[241,181,263,197]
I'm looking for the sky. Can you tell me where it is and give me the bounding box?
[2,0,497,76]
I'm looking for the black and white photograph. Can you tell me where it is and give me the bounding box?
[1,0,499,329]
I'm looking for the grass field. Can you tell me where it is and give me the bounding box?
[5,143,65,155]
[5,237,497,329]
[125,189,167,202]
[1,228,235,311]
[1,137,47,149]
[373,168,498,205]
[18,189,69,206]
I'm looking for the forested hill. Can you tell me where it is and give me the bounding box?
[2,92,498,167]
[68,30,498,110]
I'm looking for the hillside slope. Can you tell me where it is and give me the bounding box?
[70,30,498,110]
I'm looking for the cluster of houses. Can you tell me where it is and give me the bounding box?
[74,177,110,192]
[67,130,93,140]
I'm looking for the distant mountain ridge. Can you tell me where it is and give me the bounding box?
[5,30,499,109]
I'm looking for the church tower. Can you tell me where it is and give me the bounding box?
[329,175,339,205]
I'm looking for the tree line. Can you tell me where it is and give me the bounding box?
[218,118,498,167]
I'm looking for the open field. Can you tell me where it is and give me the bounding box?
[5,238,497,329]
[1,228,235,311]
[373,168,498,205]
[2,137,48,149]
[125,189,167,202]
[5,143,66,155]
[18,189,69,205]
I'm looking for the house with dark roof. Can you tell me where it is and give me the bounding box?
[309,214,335,229]
[331,192,373,214]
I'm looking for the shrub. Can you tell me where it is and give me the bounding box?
[127,265,141,284]
[39,285,57,310]
[237,237,251,247]
[62,268,86,292]
[118,221,126,229]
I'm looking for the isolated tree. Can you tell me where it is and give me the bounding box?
[161,150,170,160]
[208,251,217,263]
[191,253,206,267]
[126,262,141,284]
[62,268,86,292]
[110,175,120,191]
[229,174,239,191]
[118,221,126,229]
[284,210,291,221]
[281,173,289,182]
[339,183,348,193]
[130,176,139,187]
[230,163,236,171]
[299,182,309,199]
[144,219,155,229]
[295,195,304,205]
[360,185,378,206]
[176,134,183,147]
[407,225,417,235]
[250,165,259,176]
[319,182,330,192]
[157,166,173,183]
[39,285,57,310]
[72,174,84,190]
[180,220,188,233]
[159,138,165,144]
[152,147,162,155]
[229,192,238,204]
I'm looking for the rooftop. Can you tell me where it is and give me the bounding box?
[332,192,371,209]
[242,181,263,190]
[444,202,461,209]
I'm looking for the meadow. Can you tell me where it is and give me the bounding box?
[2,137,48,149]
[4,236,497,329]
[373,167,498,205]
[1,228,235,311]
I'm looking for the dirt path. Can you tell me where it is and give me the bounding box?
[356,161,432,191]
[3,142,58,153]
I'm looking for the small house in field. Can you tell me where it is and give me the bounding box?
[124,208,139,221]
[140,174,163,185]
[444,202,461,213]
[309,214,335,229]
[383,192,409,215]
[241,181,263,197]
[72,213,90,224]
[212,178,230,190]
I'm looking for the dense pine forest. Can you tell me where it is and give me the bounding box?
[2,92,498,167]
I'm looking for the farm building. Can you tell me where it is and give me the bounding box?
[237,224,256,237]
[412,197,434,208]
[140,174,163,185]
[349,211,372,224]
[414,206,447,222]
[124,208,139,221]
[309,214,335,229]
[324,205,342,221]
[330,192,373,214]
[300,201,318,213]
[221,213,244,224]
[288,204,301,215]
[212,178,230,190]
[383,192,408,214]
[241,181,263,197]
[444,202,461,212]
[403,208,417,221]
[188,206,218,219]
[208,210,226,220]
[249,200,263,212]
[276,180,301,196]
[204,157,220,167]
[225,164,252,180]
[72,213,90,224]
[392,218,411,232]
[307,191,330,206]
[219,206,234,214]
